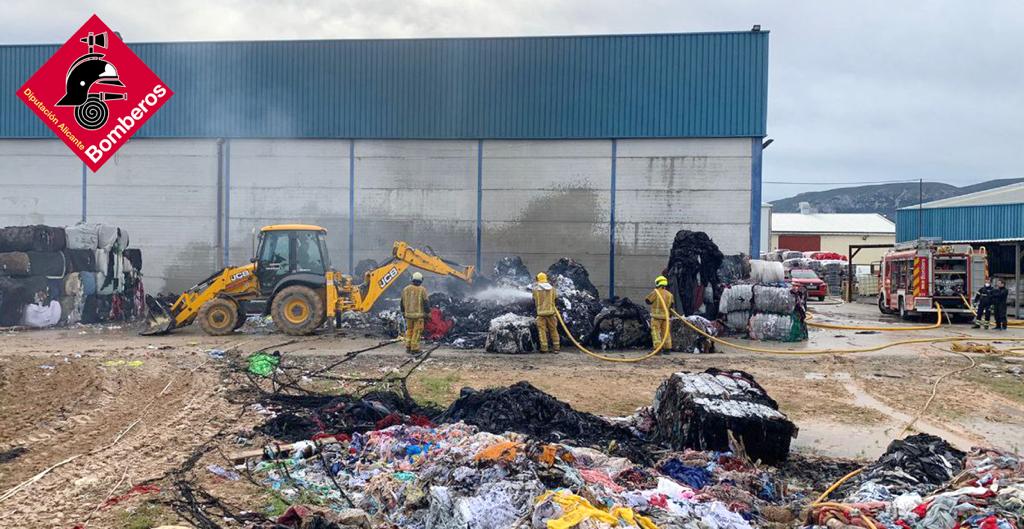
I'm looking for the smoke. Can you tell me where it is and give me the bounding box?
[470,286,532,304]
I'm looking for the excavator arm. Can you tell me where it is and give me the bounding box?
[350,241,474,312]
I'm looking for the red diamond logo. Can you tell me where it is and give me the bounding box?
[16,14,173,171]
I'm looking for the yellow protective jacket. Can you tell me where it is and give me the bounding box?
[401,284,428,319]
[645,288,674,320]
[533,283,557,316]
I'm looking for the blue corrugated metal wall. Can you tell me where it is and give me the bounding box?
[896,204,1024,242]
[2,32,768,139]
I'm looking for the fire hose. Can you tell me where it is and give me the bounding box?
[553,290,671,363]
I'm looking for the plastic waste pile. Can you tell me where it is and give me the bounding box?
[0,223,144,327]
[648,369,796,465]
[808,435,1024,529]
[718,283,807,342]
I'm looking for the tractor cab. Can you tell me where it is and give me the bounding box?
[254,225,331,296]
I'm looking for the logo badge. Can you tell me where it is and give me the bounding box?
[17,15,173,171]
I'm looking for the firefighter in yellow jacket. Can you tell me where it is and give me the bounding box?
[532,273,560,353]
[645,275,674,351]
[401,272,428,354]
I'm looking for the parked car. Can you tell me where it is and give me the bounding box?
[789,268,828,301]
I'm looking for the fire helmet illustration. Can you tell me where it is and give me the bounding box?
[55,31,126,130]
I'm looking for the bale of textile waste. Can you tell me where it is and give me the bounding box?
[752,285,797,314]
[439,381,646,460]
[748,313,807,342]
[22,300,61,328]
[719,284,754,313]
[718,254,751,285]
[840,433,966,498]
[60,296,83,324]
[783,257,814,270]
[547,257,599,298]
[0,225,66,252]
[782,251,803,260]
[46,278,63,300]
[79,272,98,296]
[0,252,31,276]
[725,311,751,332]
[64,223,100,250]
[750,260,785,283]
[81,295,115,324]
[123,248,142,272]
[0,276,48,326]
[493,256,532,288]
[484,313,538,353]
[586,297,650,349]
[62,249,97,273]
[27,251,66,278]
[664,230,723,316]
[97,224,119,250]
[671,315,718,354]
[554,278,602,342]
[650,369,795,464]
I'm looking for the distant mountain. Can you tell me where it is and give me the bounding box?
[770,178,1024,219]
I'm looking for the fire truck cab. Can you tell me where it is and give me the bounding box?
[879,240,987,319]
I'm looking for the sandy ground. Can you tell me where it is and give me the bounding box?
[0,299,1023,528]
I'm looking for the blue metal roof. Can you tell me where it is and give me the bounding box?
[897,204,1024,243]
[2,32,769,139]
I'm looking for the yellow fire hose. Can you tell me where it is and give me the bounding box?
[806,303,942,331]
[554,289,671,363]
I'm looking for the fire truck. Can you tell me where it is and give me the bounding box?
[878,240,987,319]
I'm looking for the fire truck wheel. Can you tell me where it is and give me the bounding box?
[898,298,911,320]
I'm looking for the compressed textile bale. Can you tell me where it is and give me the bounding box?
[748,313,807,342]
[651,369,796,464]
[96,225,119,250]
[719,284,754,313]
[123,249,142,272]
[484,313,538,354]
[0,276,48,326]
[0,252,31,276]
[80,272,98,296]
[62,249,97,273]
[752,285,797,314]
[718,254,751,285]
[47,278,64,300]
[65,223,100,250]
[0,225,65,252]
[725,311,750,332]
[95,249,110,275]
[750,260,785,283]
[64,273,83,297]
[27,251,66,278]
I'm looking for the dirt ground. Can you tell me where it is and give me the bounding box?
[1,300,1023,528]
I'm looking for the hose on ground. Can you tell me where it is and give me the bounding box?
[806,303,942,331]
[553,289,670,363]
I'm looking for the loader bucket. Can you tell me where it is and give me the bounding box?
[140,295,176,336]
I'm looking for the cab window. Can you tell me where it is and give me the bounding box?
[259,231,289,265]
[294,231,325,274]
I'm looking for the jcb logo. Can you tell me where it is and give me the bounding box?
[378,267,399,288]
[230,270,251,282]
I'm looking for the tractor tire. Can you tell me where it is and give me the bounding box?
[272,285,325,336]
[198,298,240,336]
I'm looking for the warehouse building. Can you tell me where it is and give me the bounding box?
[0,31,769,299]
[897,182,1024,315]
[770,209,895,263]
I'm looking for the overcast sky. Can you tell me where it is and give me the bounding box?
[5,1,1022,201]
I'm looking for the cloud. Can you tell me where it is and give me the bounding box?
[4,0,1023,201]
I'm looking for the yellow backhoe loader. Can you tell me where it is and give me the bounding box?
[143,224,474,336]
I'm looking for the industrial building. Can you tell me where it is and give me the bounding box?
[0,31,769,299]
[770,210,895,264]
[897,182,1024,315]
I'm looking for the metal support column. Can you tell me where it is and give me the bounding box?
[215,138,225,268]
[348,139,355,274]
[609,139,617,298]
[223,139,231,265]
[476,139,483,272]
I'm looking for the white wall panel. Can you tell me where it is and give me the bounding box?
[0,139,83,227]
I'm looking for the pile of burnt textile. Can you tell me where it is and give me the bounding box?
[248,374,810,529]
[809,434,1024,529]
[648,369,796,465]
[0,223,144,327]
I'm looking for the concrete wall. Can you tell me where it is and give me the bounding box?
[0,137,754,300]
[770,233,895,264]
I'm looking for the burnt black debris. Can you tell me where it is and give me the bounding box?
[256,391,437,442]
[0,225,66,252]
[439,381,650,462]
[493,256,532,288]
[484,313,538,353]
[841,433,967,497]
[650,369,796,464]
[0,446,28,464]
[428,292,534,349]
[547,258,599,298]
[665,230,724,317]
[587,297,651,349]
[717,254,751,286]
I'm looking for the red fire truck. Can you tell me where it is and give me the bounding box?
[879,241,987,319]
